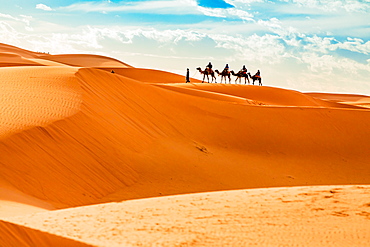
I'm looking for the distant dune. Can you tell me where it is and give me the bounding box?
[0,43,369,246]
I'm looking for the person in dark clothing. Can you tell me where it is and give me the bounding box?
[186,68,190,83]
[206,62,213,73]
[240,65,247,75]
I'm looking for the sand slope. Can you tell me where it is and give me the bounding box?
[0,43,41,58]
[0,220,93,247]
[306,93,370,108]
[4,185,370,246]
[1,66,369,209]
[0,52,43,67]
[39,54,133,68]
[0,42,369,246]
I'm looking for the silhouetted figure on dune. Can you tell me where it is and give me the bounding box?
[186,68,190,83]
[248,70,262,86]
[197,67,216,83]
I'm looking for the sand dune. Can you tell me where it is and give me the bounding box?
[306,93,370,108]
[158,83,366,108]
[0,220,92,247]
[0,43,369,246]
[4,185,370,246]
[0,43,41,58]
[0,52,43,67]
[0,66,82,138]
[39,54,133,68]
[100,67,201,83]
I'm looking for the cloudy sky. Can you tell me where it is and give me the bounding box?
[1,0,369,94]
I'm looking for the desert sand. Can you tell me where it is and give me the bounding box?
[0,42,369,246]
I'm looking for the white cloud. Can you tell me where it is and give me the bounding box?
[61,0,199,15]
[300,52,370,75]
[0,13,33,31]
[36,4,53,11]
[302,35,370,56]
[277,0,370,13]
[0,21,22,45]
[61,0,255,21]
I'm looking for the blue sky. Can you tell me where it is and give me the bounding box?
[0,0,369,94]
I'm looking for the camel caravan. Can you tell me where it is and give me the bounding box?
[195,62,262,86]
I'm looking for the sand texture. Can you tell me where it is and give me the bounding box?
[0,43,369,246]
[4,185,370,247]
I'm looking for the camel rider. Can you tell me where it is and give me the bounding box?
[223,64,229,73]
[206,62,213,73]
[240,65,247,75]
[254,70,261,78]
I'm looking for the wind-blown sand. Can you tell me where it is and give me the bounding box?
[0,42,369,246]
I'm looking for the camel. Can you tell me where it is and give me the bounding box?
[248,72,262,86]
[215,69,231,84]
[230,70,250,84]
[196,67,216,83]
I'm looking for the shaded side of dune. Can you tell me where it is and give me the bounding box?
[0,67,370,209]
[0,220,92,247]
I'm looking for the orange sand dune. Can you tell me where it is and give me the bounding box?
[1,66,369,209]
[0,43,41,58]
[306,92,370,102]
[0,66,82,138]
[0,220,92,246]
[0,184,54,218]
[3,185,370,246]
[99,67,201,83]
[39,54,133,68]
[307,92,370,108]
[0,52,43,67]
[167,83,365,108]
[0,43,369,246]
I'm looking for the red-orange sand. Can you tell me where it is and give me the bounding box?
[0,42,369,246]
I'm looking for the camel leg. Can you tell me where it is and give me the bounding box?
[202,74,206,83]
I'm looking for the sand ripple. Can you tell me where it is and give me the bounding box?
[0,66,82,138]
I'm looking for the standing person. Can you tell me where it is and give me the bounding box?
[186,68,190,83]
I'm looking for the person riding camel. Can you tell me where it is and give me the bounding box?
[254,70,261,78]
[206,62,213,74]
[223,64,229,74]
[240,65,247,75]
